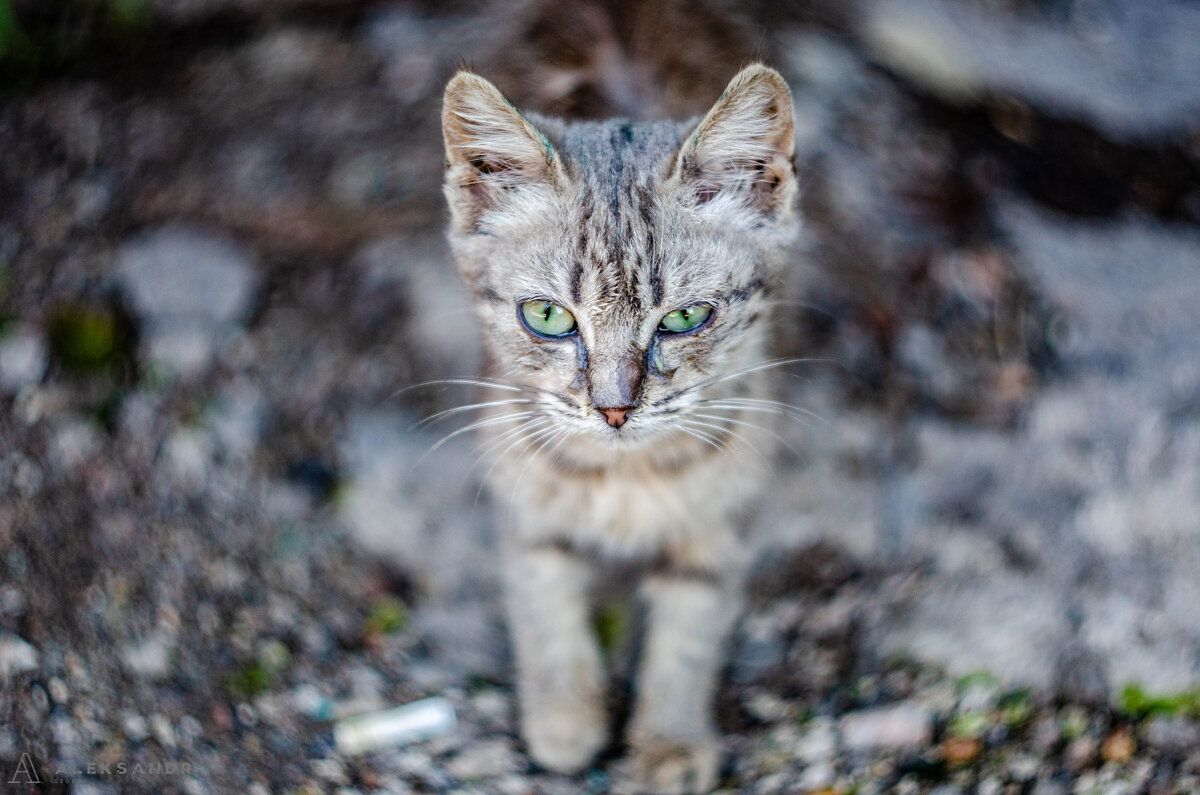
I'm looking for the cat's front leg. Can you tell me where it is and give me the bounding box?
[625,569,743,794]
[503,539,609,774]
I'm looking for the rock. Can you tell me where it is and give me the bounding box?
[1143,715,1200,755]
[1053,644,1110,706]
[798,761,836,790]
[338,408,496,601]
[48,418,102,474]
[0,633,39,679]
[121,634,174,681]
[796,717,838,764]
[162,429,212,491]
[1063,736,1097,771]
[878,573,1070,692]
[121,711,149,742]
[410,602,506,682]
[150,713,177,749]
[115,226,258,377]
[447,738,519,781]
[840,702,932,751]
[70,779,120,795]
[862,0,1200,141]
[0,329,47,392]
[208,379,266,461]
[311,757,349,785]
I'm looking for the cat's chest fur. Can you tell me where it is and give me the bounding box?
[481,407,766,570]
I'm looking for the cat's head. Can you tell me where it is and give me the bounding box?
[441,64,798,457]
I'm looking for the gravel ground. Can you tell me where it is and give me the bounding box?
[2,1,1199,792]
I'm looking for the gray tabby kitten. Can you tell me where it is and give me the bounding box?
[440,64,798,792]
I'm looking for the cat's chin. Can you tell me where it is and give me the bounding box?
[546,421,713,472]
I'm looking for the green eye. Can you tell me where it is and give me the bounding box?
[659,304,713,333]
[520,300,577,337]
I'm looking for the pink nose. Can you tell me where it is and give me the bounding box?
[600,408,630,428]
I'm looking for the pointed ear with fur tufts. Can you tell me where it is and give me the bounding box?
[442,71,565,233]
[674,64,797,219]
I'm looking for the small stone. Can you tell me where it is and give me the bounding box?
[1064,736,1097,771]
[47,677,69,704]
[115,225,258,377]
[745,690,791,723]
[236,702,258,727]
[150,713,176,748]
[1100,726,1135,763]
[69,779,119,795]
[0,633,39,678]
[1143,715,1200,754]
[312,758,349,785]
[941,735,981,766]
[121,711,149,742]
[0,330,48,392]
[447,738,519,781]
[1007,753,1040,782]
[163,430,211,490]
[468,688,510,730]
[1031,715,1060,752]
[799,761,836,790]
[179,715,202,739]
[116,226,257,328]
[121,634,174,680]
[796,717,837,764]
[48,419,102,473]
[977,779,1003,795]
[840,703,932,751]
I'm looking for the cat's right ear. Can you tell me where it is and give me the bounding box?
[442,71,565,233]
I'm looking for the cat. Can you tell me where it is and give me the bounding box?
[440,63,798,792]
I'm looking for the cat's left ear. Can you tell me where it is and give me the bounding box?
[442,71,566,233]
[674,64,796,219]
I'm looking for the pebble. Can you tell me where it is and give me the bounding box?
[150,713,177,748]
[0,633,40,678]
[121,711,148,742]
[1101,726,1136,763]
[447,738,519,781]
[745,690,792,723]
[48,419,102,473]
[47,677,69,704]
[162,429,212,491]
[1008,753,1040,782]
[840,703,932,751]
[799,760,837,790]
[1064,736,1098,770]
[311,757,349,785]
[115,225,258,377]
[796,717,838,764]
[0,330,48,392]
[1142,715,1200,754]
[121,634,174,681]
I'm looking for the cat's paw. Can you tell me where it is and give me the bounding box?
[621,733,721,794]
[521,694,608,774]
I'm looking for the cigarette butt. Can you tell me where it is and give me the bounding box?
[334,696,457,755]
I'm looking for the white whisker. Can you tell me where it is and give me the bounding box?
[421,410,537,460]
[474,418,553,504]
[413,398,534,428]
[675,422,723,451]
[688,412,798,457]
[696,397,827,426]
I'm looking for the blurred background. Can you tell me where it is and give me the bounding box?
[1,0,1199,792]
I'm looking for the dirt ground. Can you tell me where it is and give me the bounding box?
[2,1,1199,792]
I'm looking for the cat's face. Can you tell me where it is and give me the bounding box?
[441,66,798,456]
